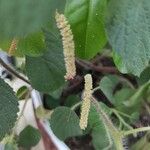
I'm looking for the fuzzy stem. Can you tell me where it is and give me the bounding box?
[71,101,82,110]
[123,126,150,136]
[92,97,124,150]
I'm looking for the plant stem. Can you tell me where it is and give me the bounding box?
[112,109,133,130]
[122,126,150,136]
[0,57,30,84]
[71,101,82,110]
[114,109,131,119]
[76,59,119,74]
[92,97,125,150]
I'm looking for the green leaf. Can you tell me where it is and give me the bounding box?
[43,94,60,109]
[137,66,150,85]
[25,30,65,93]
[17,31,46,57]
[131,133,150,150]
[50,106,82,140]
[4,143,18,150]
[99,75,119,102]
[114,88,136,113]
[0,78,19,140]
[64,95,80,107]
[105,0,150,76]
[88,104,115,150]
[16,86,28,100]
[0,0,52,39]
[65,0,107,59]
[124,80,150,107]
[18,125,41,149]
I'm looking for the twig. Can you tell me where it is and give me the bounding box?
[71,101,82,110]
[0,57,30,84]
[76,59,119,74]
[123,126,150,136]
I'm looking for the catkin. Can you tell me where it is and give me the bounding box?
[8,38,18,56]
[79,74,93,130]
[55,11,76,80]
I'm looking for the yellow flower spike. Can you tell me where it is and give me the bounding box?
[8,38,18,56]
[55,11,76,80]
[79,74,93,130]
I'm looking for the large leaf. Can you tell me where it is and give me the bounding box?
[25,30,65,93]
[65,0,107,59]
[17,32,46,57]
[0,78,19,140]
[50,106,82,140]
[0,0,52,39]
[105,0,150,76]
[18,125,41,149]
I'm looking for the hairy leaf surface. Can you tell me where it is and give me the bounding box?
[106,0,150,76]
[0,78,19,140]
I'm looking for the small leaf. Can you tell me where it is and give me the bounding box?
[65,0,107,59]
[50,106,82,140]
[16,86,28,100]
[0,78,19,140]
[114,88,136,113]
[105,0,150,76]
[99,75,119,102]
[18,125,41,149]
[25,30,65,93]
[124,80,150,107]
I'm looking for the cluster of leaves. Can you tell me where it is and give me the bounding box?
[0,0,150,149]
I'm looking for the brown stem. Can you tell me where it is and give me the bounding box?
[76,59,119,74]
[0,57,30,84]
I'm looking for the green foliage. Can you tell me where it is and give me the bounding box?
[18,125,41,149]
[0,78,19,140]
[25,30,65,93]
[16,86,28,100]
[137,66,150,85]
[4,143,18,150]
[18,31,46,57]
[131,132,150,150]
[50,106,82,140]
[88,104,115,150]
[43,94,60,109]
[0,0,150,149]
[99,75,119,102]
[65,0,107,59]
[64,95,80,107]
[105,0,150,76]
[124,80,150,107]
[0,0,52,39]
